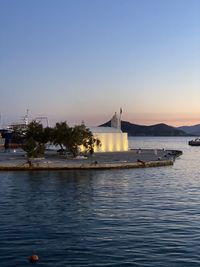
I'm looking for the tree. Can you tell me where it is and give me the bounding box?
[65,124,101,157]
[22,137,45,158]
[22,121,48,158]
[21,120,101,158]
[11,125,26,144]
[51,122,70,151]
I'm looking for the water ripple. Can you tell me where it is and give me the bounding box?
[1,137,200,266]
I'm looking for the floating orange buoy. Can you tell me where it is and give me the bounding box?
[29,254,39,263]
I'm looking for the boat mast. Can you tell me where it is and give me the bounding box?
[24,109,29,125]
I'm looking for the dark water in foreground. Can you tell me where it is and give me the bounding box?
[1,137,200,267]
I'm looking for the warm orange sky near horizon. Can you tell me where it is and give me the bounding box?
[124,113,200,127]
[44,111,200,128]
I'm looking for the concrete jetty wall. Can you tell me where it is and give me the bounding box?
[0,159,173,171]
[0,149,181,171]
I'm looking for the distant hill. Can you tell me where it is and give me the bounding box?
[100,120,189,136]
[178,124,200,136]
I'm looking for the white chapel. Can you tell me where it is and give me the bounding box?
[89,111,128,153]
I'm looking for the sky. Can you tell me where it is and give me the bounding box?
[0,0,200,127]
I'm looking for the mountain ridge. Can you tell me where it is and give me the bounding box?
[100,120,191,136]
[178,124,200,136]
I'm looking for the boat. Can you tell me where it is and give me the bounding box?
[188,138,200,146]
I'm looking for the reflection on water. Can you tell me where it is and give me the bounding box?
[1,137,200,266]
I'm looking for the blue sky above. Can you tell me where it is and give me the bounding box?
[0,0,200,126]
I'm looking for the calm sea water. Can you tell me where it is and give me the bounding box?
[1,137,200,267]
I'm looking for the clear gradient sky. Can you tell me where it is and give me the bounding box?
[1,0,200,127]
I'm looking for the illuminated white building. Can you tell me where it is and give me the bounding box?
[89,111,128,153]
[90,126,128,152]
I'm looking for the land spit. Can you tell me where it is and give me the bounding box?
[0,149,182,171]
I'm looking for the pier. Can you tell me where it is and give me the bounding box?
[0,149,182,171]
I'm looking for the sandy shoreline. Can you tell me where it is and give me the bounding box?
[0,149,182,170]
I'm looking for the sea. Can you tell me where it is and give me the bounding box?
[1,136,200,267]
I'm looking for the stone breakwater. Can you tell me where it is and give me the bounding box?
[0,149,182,171]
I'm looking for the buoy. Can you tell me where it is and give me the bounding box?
[29,254,39,263]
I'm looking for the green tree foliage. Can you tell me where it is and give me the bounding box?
[22,121,48,158]
[65,124,101,157]
[22,120,101,158]
[51,122,70,151]
[22,137,45,158]
[11,125,26,144]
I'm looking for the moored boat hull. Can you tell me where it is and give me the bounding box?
[188,139,200,146]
